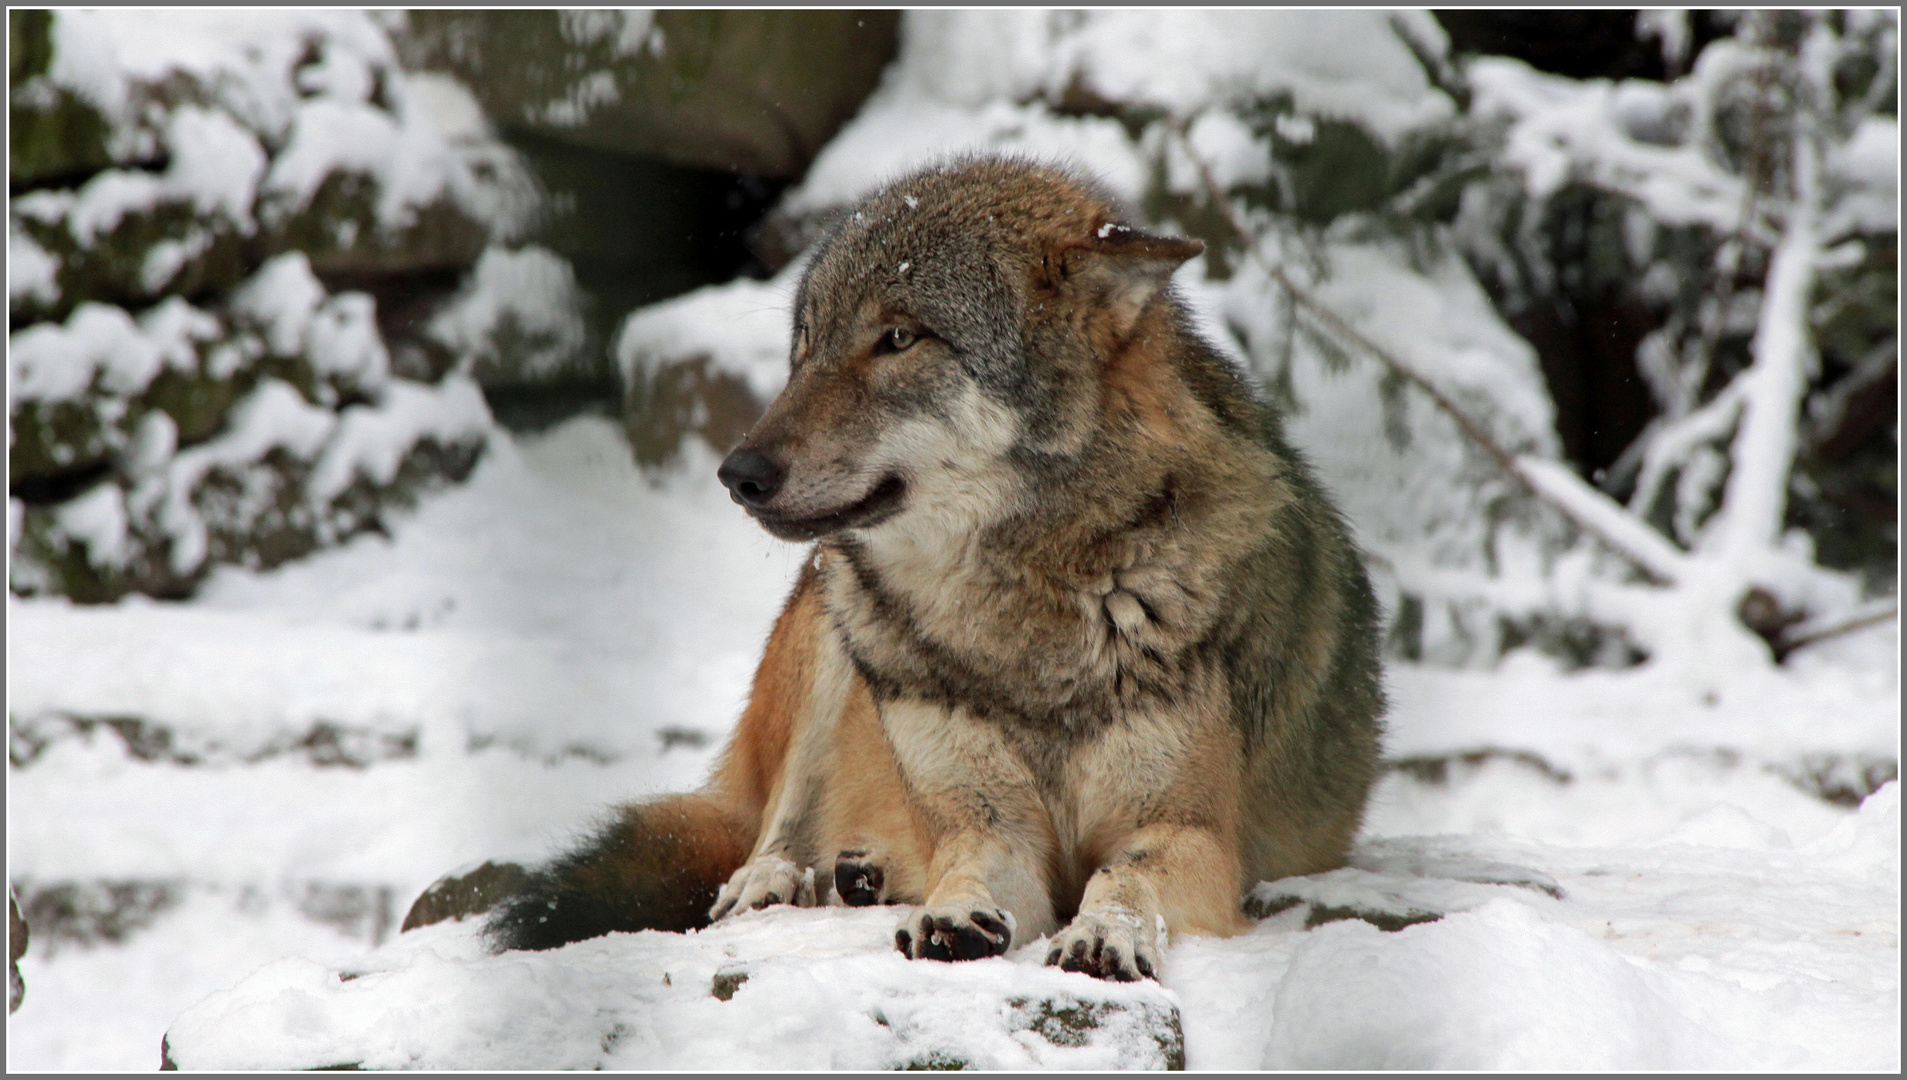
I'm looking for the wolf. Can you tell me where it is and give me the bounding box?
[440,156,1386,982]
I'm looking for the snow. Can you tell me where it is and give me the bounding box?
[227,252,391,395]
[11,420,801,781]
[7,418,1897,1072]
[45,10,398,150]
[9,9,1898,1074]
[426,246,588,383]
[7,226,61,308]
[1827,116,1899,234]
[1467,56,1745,229]
[228,252,330,358]
[789,99,1149,219]
[1714,108,1822,563]
[559,9,659,59]
[48,485,132,571]
[887,11,1451,143]
[614,262,805,404]
[783,11,1459,218]
[304,292,392,392]
[8,300,210,404]
[305,376,490,504]
[33,10,533,243]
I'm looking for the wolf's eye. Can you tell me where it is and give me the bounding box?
[883,327,917,353]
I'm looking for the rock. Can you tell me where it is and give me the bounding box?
[7,13,532,604]
[13,879,184,953]
[393,10,900,178]
[1004,995,1184,1070]
[612,273,792,467]
[622,352,763,468]
[10,253,497,603]
[7,712,420,770]
[8,81,531,327]
[710,965,749,1001]
[9,887,27,1014]
[400,862,531,933]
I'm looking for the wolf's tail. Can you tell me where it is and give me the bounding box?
[482,792,753,952]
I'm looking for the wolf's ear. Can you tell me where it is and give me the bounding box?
[1057,225,1205,337]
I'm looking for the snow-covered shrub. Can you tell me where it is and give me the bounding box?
[7,13,537,324]
[10,256,492,603]
[7,11,551,603]
[1455,11,1898,597]
[425,245,589,388]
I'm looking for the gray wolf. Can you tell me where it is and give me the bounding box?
[428,156,1386,982]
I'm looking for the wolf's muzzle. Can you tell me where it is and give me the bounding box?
[718,447,785,509]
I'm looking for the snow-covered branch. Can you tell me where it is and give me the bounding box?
[1628,377,1747,520]
[1171,124,1689,586]
[1711,54,1825,564]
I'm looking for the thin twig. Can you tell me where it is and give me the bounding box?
[1775,604,1899,660]
[1169,125,1683,585]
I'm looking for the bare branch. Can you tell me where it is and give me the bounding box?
[1775,604,1899,661]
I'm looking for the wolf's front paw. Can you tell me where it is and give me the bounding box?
[1044,909,1160,982]
[709,854,816,922]
[895,904,1014,961]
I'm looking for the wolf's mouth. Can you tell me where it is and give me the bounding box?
[750,474,909,541]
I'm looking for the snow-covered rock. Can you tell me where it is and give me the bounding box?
[161,908,1185,1070]
[391,11,900,178]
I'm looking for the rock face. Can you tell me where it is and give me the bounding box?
[393,11,901,178]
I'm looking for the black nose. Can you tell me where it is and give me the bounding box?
[718,447,784,508]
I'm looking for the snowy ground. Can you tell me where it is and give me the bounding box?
[7,415,1899,1071]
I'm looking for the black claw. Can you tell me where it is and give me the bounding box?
[1061,936,1092,973]
[895,928,913,955]
[1045,948,1063,966]
[760,891,782,907]
[1135,954,1156,980]
[919,918,954,961]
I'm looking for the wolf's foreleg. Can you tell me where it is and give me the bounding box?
[881,700,1059,960]
[1045,823,1246,981]
[708,575,861,922]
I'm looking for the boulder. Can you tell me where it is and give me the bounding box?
[393,10,900,178]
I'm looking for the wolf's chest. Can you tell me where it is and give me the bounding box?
[822,538,1215,733]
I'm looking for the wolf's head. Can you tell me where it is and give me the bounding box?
[719,157,1205,543]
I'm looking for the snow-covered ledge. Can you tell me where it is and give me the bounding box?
[160,906,1186,1070]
